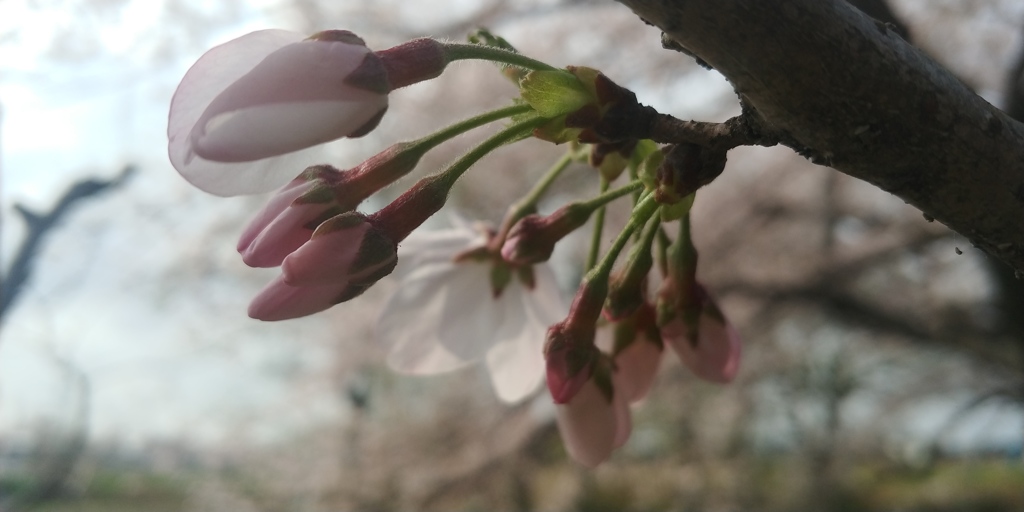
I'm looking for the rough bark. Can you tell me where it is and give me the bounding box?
[614,0,1024,274]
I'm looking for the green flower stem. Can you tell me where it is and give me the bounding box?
[577,179,644,213]
[370,114,546,242]
[628,155,644,205]
[351,103,535,198]
[585,177,610,272]
[656,226,671,278]
[516,151,575,216]
[585,193,661,286]
[435,114,547,190]
[442,43,558,73]
[634,209,663,267]
[603,210,662,319]
[413,103,533,152]
[667,213,698,289]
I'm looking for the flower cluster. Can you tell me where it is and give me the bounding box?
[168,28,743,468]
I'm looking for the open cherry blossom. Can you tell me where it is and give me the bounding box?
[376,225,567,403]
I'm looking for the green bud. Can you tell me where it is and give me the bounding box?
[629,139,660,170]
[566,66,603,102]
[660,192,695,222]
[520,70,593,118]
[637,148,665,192]
[532,116,582,145]
[590,140,638,182]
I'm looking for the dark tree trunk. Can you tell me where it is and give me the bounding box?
[614,0,1024,274]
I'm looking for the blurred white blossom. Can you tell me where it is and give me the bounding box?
[377,225,566,403]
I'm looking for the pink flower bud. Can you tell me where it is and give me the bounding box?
[501,204,591,265]
[281,212,397,287]
[544,327,599,404]
[237,138,437,267]
[248,212,398,321]
[187,35,387,162]
[247,274,349,321]
[555,364,632,467]
[661,295,741,384]
[237,166,353,268]
[611,304,664,403]
[604,258,653,323]
[168,29,389,196]
[543,275,610,403]
[614,337,662,402]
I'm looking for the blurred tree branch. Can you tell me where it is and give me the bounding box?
[615,0,1024,274]
[0,166,135,328]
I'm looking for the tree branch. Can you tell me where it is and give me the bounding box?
[614,0,1024,273]
[0,166,135,327]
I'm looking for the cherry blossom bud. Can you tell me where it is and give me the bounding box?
[237,139,428,268]
[282,212,397,288]
[545,331,599,404]
[501,203,591,265]
[237,165,354,268]
[253,173,453,320]
[650,143,727,207]
[248,212,398,321]
[660,286,741,384]
[655,214,741,382]
[189,31,388,161]
[555,361,632,467]
[248,274,351,321]
[589,139,637,182]
[611,303,664,403]
[169,29,389,196]
[543,274,606,403]
[605,248,654,322]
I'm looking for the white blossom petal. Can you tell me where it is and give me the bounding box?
[393,227,485,277]
[523,263,570,326]
[436,262,510,360]
[376,224,567,404]
[485,337,542,403]
[377,263,471,374]
[483,281,550,403]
